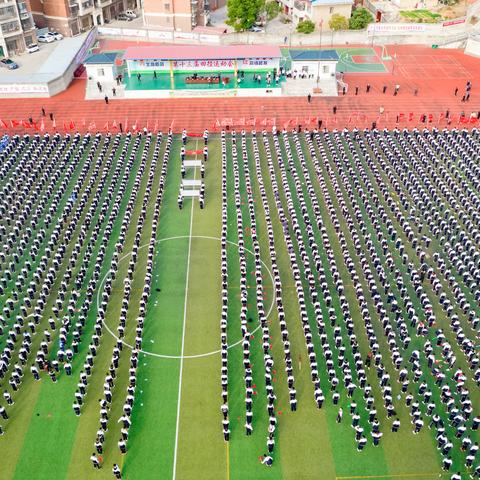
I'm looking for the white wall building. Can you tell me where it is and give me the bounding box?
[84,51,118,82]
[290,49,339,78]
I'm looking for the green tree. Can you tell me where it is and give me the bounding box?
[349,7,374,29]
[329,13,349,30]
[296,19,315,33]
[226,0,265,31]
[265,0,281,20]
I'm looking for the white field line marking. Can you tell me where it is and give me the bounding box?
[97,235,276,359]
[172,138,198,480]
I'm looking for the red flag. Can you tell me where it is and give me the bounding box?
[0,119,8,129]
[40,118,45,132]
[88,121,96,131]
[69,120,75,130]
[22,120,32,128]
[132,121,138,132]
[111,120,118,130]
[82,118,86,128]
[153,119,158,132]
[124,118,128,131]
[10,120,20,127]
[52,119,57,129]
[103,121,109,132]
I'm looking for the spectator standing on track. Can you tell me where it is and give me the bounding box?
[333,105,337,115]
[97,81,102,92]
[104,96,109,105]
[366,84,371,93]
[112,87,116,96]
[49,112,54,121]
[454,86,458,96]
[383,85,387,94]
[307,93,312,103]
[355,86,359,95]
[41,107,46,116]
[394,84,400,95]
[414,88,418,96]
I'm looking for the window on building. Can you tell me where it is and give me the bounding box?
[302,65,308,72]
[164,3,170,10]
[329,6,334,13]
[322,65,329,73]
[1,21,19,33]
[97,68,105,76]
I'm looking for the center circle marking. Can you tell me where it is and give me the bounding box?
[98,235,276,359]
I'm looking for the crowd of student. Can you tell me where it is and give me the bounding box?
[220,126,479,476]
[0,126,479,478]
[88,132,172,467]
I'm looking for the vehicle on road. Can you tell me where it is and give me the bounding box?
[46,31,63,40]
[37,34,55,43]
[118,13,133,21]
[0,58,19,69]
[125,9,137,18]
[26,43,40,53]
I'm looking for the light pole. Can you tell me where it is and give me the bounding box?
[317,19,323,86]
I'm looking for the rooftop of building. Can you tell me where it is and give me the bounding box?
[84,52,118,65]
[289,49,340,61]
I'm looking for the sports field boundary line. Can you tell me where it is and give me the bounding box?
[335,472,451,479]
[172,139,197,480]
[226,440,230,480]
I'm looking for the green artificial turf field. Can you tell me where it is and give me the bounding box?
[0,131,478,480]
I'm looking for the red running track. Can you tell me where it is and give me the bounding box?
[0,44,479,134]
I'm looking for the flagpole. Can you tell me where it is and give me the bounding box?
[317,19,323,87]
